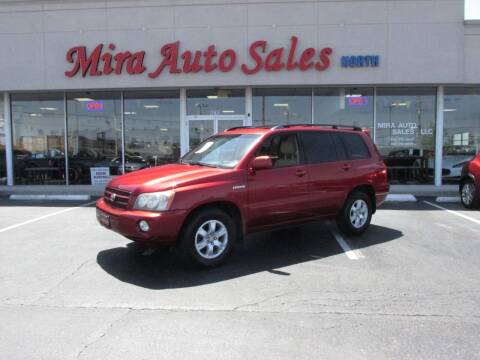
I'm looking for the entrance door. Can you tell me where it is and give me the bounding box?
[187,115,245,151]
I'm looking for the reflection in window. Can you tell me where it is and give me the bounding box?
[124,91,180,170]
[443,87,480,184]
[314,88,374,131]
[11,93,65,185]
[189,120,214,150]
[0,96,5,184]
[67,92,121,184]
[253,88,311,126]
[187,89,245,115]
[375,88,436,184]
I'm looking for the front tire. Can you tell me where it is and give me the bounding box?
[336,191,372,236]
[460,179,479,209]
[180,209,235,267]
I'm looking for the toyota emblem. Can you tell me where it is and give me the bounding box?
[110,193,116,201]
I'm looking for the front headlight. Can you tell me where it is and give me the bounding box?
[133,191,175,211]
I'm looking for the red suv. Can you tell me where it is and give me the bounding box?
[460,153,480,208]
[96,124,389,266]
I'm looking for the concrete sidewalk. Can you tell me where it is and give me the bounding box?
[0,184,459,199]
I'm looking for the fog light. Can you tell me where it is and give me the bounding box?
[138,220,150,232]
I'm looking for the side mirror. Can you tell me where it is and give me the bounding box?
[252,156,273,171]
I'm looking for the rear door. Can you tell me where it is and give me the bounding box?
[246,132,311,229]
[299,131,351,216]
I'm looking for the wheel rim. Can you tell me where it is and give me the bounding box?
[194,220,229,260]
[462,183,475,205]
[349,199,369,229]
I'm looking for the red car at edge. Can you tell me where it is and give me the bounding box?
[460,153,480,209]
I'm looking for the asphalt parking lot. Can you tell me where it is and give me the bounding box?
[1,197,479,360]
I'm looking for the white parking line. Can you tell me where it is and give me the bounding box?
[0,201,96,234]
[424,201,480,226]
[327,222,365,260]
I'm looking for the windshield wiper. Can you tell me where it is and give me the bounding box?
[181,160,218,168]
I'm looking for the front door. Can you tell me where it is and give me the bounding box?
[187,115,245,151]
[246,133,311,230]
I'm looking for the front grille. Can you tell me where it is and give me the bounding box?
[104,187,131,209]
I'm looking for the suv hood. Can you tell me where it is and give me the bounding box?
[107,163,228,193]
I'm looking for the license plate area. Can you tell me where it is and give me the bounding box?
[97,209,111,228]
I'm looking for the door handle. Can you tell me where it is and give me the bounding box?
[342,164,352,171]
[295,169,307,177]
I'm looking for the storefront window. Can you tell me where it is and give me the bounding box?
[0,96,5,185]
[375,88,436,184]
[67,92,121,184]
[442,87,480,184]
[313,87,374,131]
[124,91,180,170]
[187,89,245,115]
[11,93,65,185]
[253,88,312,126]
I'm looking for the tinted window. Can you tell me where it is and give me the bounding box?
[256,134,300,168]
[300,132,337,164]
[339,133,370,160]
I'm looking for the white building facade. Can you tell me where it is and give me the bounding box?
[0,0,479,186]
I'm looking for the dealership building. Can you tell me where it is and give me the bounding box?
[0,0,479,189]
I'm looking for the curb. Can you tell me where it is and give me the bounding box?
[385,194,417,202]
[436,196,461,203]
[9,194,91,201]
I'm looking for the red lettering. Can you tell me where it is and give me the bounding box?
[181,50,203,73]
[101,52,114,75]
[203,45,218,72]
[148,42,181,78]
[113,51,132,74]
[298,48,315,71]
[265,48,285,71]
[241,40,266,75]
[287,36,299,70]
[218,49,236,72]
[126,51,146,74]
[65,44,103,77]
[315,47,332,71]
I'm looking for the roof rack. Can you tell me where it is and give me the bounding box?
[271,123,362,131]
[225,126,271,131]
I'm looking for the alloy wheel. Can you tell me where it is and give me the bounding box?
[349,199,369,229]
[194,220,229,259]
[462,183,475,205]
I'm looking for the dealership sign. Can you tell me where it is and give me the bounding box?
[64,36,333,78]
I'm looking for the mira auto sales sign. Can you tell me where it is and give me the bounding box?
[64,36,334,78]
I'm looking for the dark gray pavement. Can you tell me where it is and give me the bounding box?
[0,198,479,359]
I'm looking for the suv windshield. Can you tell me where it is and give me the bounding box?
[181,134,261,168]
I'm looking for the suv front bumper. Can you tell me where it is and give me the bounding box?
[96,198,187,244]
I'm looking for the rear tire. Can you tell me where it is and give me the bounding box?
[179,208,235,267]
[336,191,372,236]
[460,179,479,209]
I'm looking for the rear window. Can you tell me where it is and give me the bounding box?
[338,133,370,160]
[300,132,337,164]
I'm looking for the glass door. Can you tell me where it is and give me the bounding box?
[187,115,245,151]
[186,88,247,151]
